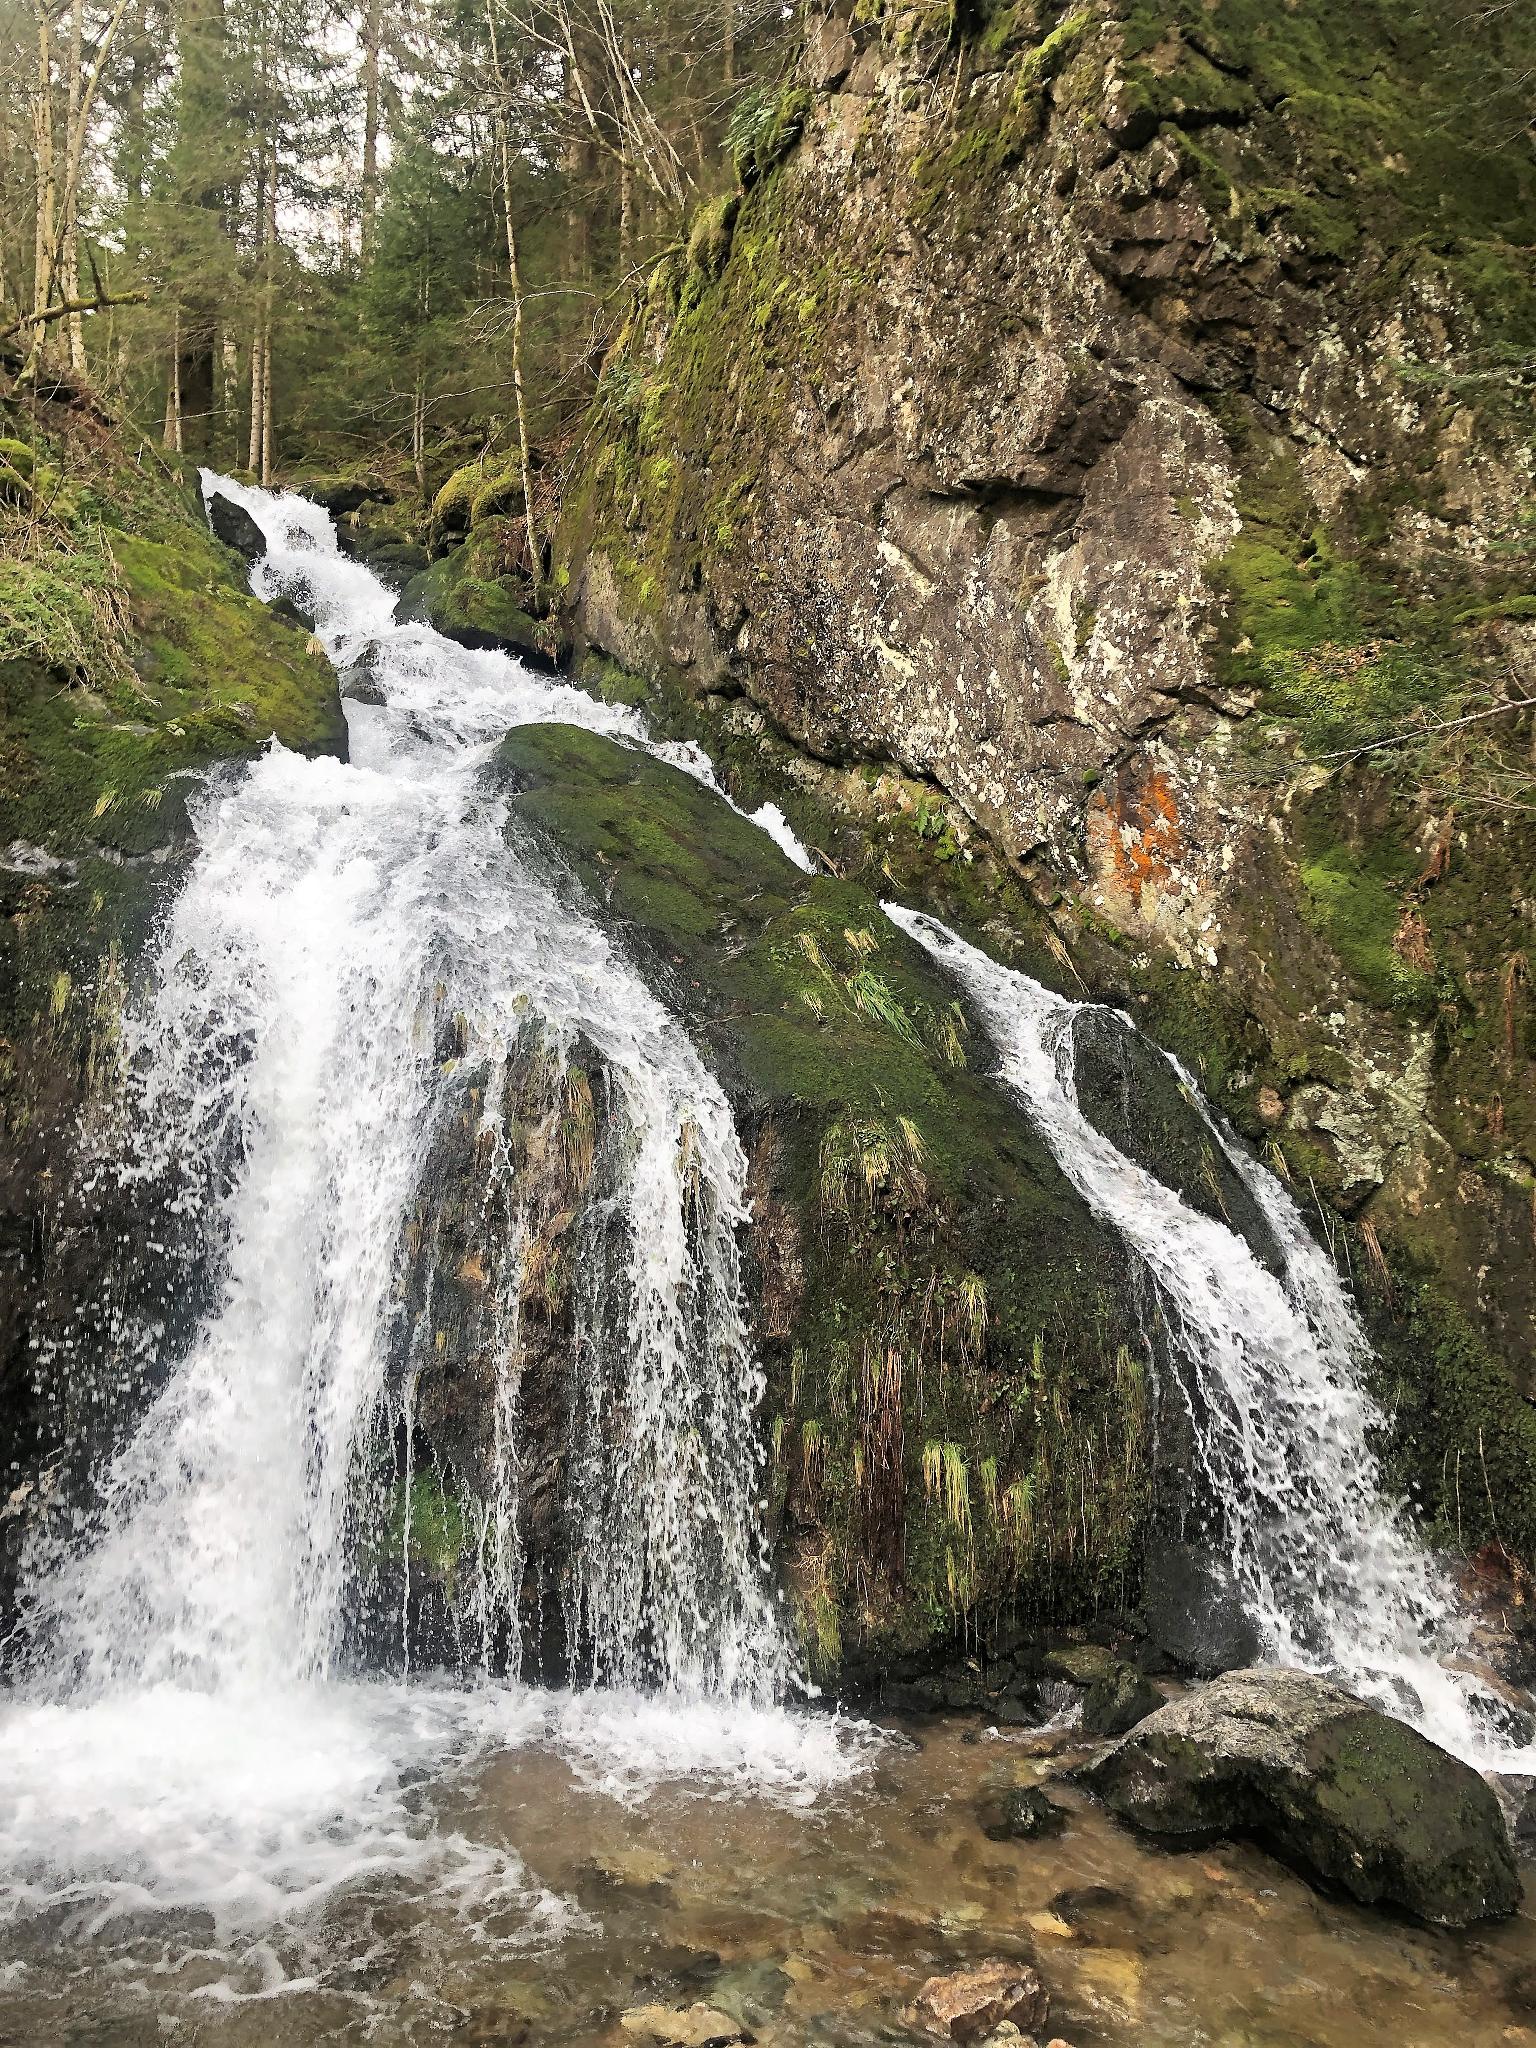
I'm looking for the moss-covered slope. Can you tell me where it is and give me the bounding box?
[496,723,1152,1674]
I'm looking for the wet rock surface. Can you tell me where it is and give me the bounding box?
[1080,1666,1520,1927]
[905,1959,1049,2042]
[204,487,266,562]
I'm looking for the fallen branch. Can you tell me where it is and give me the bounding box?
[1305,691,1536,765]
[1,288,147,343]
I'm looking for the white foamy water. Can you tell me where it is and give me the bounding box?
[0,479,866,1956]
[889,906,1534,1770]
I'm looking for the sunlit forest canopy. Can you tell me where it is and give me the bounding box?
[0,0,795,486]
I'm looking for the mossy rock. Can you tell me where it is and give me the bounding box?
[468,464,525,529]
[397,524,564,668]
[494,723,1155,1674]
[1081,1666,1519,1927]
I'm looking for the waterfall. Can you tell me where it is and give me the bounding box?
[888,906,1533,1770]
[0,481,850,1947]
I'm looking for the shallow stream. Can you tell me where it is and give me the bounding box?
[1,1704,1532,2044]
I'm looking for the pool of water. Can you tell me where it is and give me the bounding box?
[2,1701,1532,2045]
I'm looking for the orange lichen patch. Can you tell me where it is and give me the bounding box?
[1085,765,1186,913]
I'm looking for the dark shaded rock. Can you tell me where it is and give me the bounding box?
[304,475,391,516]
[1137,1542,1263,1678]
[977,1783,1066,1842]
[1082,1662,1163,1738]
[1069,1007,1284,1273]
[1080,1667,1519,1927]
[1043,1642,1163,1734]
[205,487,265,563]
[360,539,429,592]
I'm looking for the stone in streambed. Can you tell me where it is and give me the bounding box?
[1079,1666,1519,1927]
[977,1783,1066,1842]
[618,2003,748,2047]
[1043,1644,1162,1735]
[905,1959,1050,2042]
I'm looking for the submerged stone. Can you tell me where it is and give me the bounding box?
[618,2003,748,2047]
[904,1959,1050,2042]
[977,1783,1067,1842]
[1080,1667,1519,1927]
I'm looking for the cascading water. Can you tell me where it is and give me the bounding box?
[888,906,1534,1771]
[0,480,855,1961]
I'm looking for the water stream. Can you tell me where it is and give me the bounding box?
[888,907,1532,1770]
[0,480,857,1964]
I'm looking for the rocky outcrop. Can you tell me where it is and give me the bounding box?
[493,723,1152,1672]
[554,0,1536,1566]
[397,518,565,667]
[1080,1666,1520,1926]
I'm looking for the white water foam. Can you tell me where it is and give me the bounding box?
[0,479,868,1959]
[888,905,1534,1770]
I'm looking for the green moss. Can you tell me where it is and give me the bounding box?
[0,422,345,860]
[1299,843,1435,1013]
[387,1468,471,1580]
[1367,1263,1536,1567]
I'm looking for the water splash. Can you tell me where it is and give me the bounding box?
[888,905,1533,1769]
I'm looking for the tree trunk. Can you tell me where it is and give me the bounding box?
[163,305,183,452]
[485,2,540,581]
[220,331,239,463]
[62,0,87,371]
[361,0,382,262]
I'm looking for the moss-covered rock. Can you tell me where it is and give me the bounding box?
[1081,1666,1519,1927]
[398,518,565,667]
[494,721,1154,1676]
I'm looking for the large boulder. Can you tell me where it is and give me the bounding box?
[204,486,265,563]
[1079,1667,1519,1927]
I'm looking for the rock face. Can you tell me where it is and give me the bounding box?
[554,0,1536,1562]
[1080,1666,1520,1927]
[495,722,1151,1674]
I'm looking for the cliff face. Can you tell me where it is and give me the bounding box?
[556,0,1536,1525]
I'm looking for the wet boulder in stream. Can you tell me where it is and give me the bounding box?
[1080,1666,1519,1926]
[204,487,266,564]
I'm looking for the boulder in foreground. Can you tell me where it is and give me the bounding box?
[1079,1666,1518,1926]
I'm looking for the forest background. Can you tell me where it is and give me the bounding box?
[1,0,793,521]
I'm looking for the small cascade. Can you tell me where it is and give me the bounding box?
[889,906,1533,1769]
[0,479,848,1946]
